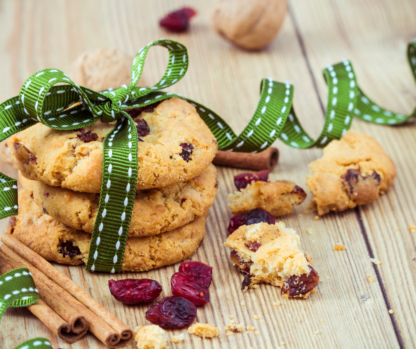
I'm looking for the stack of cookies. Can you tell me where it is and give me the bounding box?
[1,97,219,272]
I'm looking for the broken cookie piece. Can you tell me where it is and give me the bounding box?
[188,323,219,339]
[224,222,319,298]
[134,325,167,349]
[306,130,396,215]
[228,180,306,216]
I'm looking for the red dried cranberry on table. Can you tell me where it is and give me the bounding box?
[146,296,196,329]
[234,170,269,190]
[108,279,162,305]
[179,261,212,288]
[179,142,194,162]
[159,7,197,33]
[171,261,212,306]
[171,272,209,306]
[228,208,275,235]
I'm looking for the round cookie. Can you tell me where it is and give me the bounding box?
[19,164,217,237]
[306,130,396,215]
[0,140,18,169]
[9,189,207,272]
[9,97,218,193]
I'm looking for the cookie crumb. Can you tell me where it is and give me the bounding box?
[229,315,234,319]
[306,228,314,235]
[333,244,345,251]
[280,342,285,346]
[171,333,184,344]
[408,225,416,233]
[273,301,281,306]
[396,228,400,231]
[134,325,167,349]
[188,323,219,339]
[314,215,320,221]
[314,330,320,335]
[225,320,243,333]
[241,301,245,306]
[253,315,259,320]
[255,331,259,336]
[370,258,381,265]
[389,309,394,314]
[367,275,375,283]
[246,326,256,331]
[320,319,324,322]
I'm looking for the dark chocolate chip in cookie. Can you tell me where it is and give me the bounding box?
[58,241,81,258]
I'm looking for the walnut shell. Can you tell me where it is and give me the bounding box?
[70,48,146,91]
[211,0,287,50]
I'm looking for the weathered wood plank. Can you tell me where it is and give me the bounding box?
[0,0,407,348]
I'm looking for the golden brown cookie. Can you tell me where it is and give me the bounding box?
[8,98,218,193]
[0,140,18,169]
[306,130,396,215]
[10,189,207,272]
[224,222,319,298]
[70,48,146,92]
[228,180,306,216]
[19,164,217,238]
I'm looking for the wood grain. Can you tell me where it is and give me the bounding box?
[0,0,413,348]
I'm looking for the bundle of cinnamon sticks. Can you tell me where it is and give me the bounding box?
[0,233,133,348]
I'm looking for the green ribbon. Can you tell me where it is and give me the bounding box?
[13,338,53,349]
[0,39,415,275]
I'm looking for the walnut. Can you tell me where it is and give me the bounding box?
[70,48,146,91]
[211,0,287,50]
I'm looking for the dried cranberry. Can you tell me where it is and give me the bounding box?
[246,241,261,252]
[241,274,252,290]
[179,143,194,162]
[58,241,81,258]
[159,7,197,33]
[42,207,49,215]
[146,296,196,329]
[281,266,319,297]
[108,279,162,305]
[77,130,98,143]
[234,170,270,190]
[228,208,275,235]
[171,272,209,307]
[179,261,213,288]
[180,198,187,205]
[43,192,49,197]
[14,143,37,165]
[135,119,150,137]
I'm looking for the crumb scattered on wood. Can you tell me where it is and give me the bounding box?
[255,331,259,336]
[273,301,281,306]
[370,258,381,265]
[367,275,375,283]
[171,333,184,344]
[188,323,219,339]
[253,315,259,320]
[225,320,243,334]
[241,301,245,306]
[280,342,286,346]
[246,326,256,331]
[314,330,320,335]
[306,227,314,235]
[408,225,416,233]
[389,309,394,314]
[333,244,345,251]
[314,215,320,221]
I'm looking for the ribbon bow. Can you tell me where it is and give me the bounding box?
[1,39,416,274]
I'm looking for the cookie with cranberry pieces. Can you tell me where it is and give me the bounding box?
[224,222,319,298]
[306,130,396,215]
[10,189,207,272]
[228,180,306,216]
[19,164,217,238]
[8,97,218,193]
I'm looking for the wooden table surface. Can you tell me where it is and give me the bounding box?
[1,0,416,348]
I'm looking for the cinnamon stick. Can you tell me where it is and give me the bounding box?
[1,233,133,347]
[0,260,86,344]
[213,147,279,170]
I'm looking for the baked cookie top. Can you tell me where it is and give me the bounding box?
[19,164,217,238]
[225,222,319,298]
[9,97,218,193]
[228,180,306,216]
[10,189,207,272]
[306,130,396,215]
